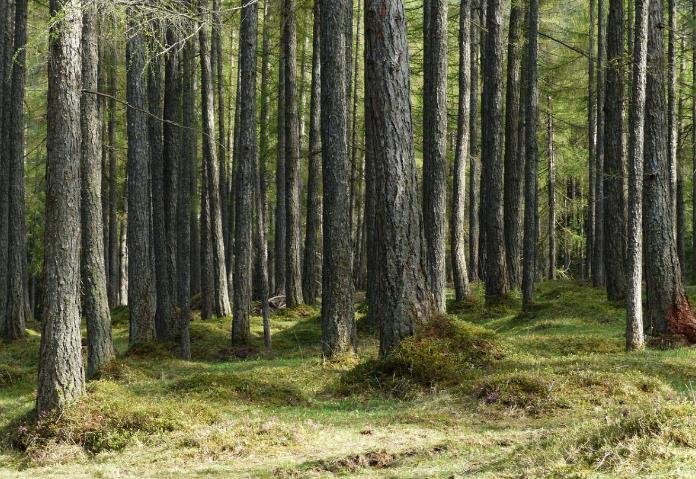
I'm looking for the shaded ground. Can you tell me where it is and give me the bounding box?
[2,281,696,478]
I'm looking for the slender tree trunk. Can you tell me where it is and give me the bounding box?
[232,0,258,345]
[348,1,363,248]
[677,42,686,277]
[81,2,114,376]
[587,0,596,281]
[365,0,436,357]
[38,0,85,415]
[198,0,231,317]
[692,0,696,282]
[644,0,696,342]
[0,0,13,339]
[303,0,322,306]
[200,157,214,320]
[422,0,448,312]
[468,0,480,282]
[594,0,606,286]
[522,0,539,309]
[547,97,556,280]
[4,0,28,341]
[668,0,677,233]
[503,0,523,289]
[452,0,471,302]
[481,0,509,299]
[321,0,356,358]
[275,42,287,296]
[107,42,119,308]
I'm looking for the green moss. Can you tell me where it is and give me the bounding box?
[0,365,25,387]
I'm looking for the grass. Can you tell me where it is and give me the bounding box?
[2,280,696,477]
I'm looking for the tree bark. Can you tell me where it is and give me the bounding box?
[503,0,523,289]
[481,0,509,299]
[468,0,480,282]
[587,0,596,281]
[232,0,258,345]
[0,0,13,340]
[107,42,119,308]
[644,0,696,342]
[275,41,287,296]
[38,0,85,415]
[81,2,114,376]
[365,0,436,357]
[668,0,677,234]
[547,96,556,280]
[451,0,471,302]
[127,13,157,345]
[303,0,322,306]
[593,0,606,286]
[321,0,356,359]
[422,0,448,311]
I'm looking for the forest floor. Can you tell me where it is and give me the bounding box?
[3,281,696,478]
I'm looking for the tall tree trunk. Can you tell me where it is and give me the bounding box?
[81,2,114,376]
[451,0,471,302]
[284,0,304,307]
[668,0,677,233]
[38,0,85,414]
[481,0,509,299]
[644,0,696,342]
[275,41,287,296]
[603,0,627,301]
[348,1,363,249]
[365,0,436,357]
[693,0,696,282]
[547,96,556,280]
[232,0,258,345]
[107,42,119,308]
[468,0,480,282]
[503,0,523,289]
[198,0,231,317]
[0,0,13,339]
[200,157,214,319]
[522,0,539,309]
[422,0,448,312]
[127,14,157,345]
[321,0,356,358]
[587,0,596,281]
[303,0,322,306]
[677,42,686,277]
[594,0,606,286]
[4,0,28,341]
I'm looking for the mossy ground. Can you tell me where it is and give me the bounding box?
[2,281,696,477]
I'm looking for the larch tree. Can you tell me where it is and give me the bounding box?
[107,42,120,308]
[593,0,606,287]
[644,0,696,342]
[284,0,304,307]
[586,0,596,280]
[668,0,677,230]
[422,0,448,312]
[522,0,540,309]
[38,0,85,415]
[81,1,114,377]
[693,0,696,281]
[451,0,471,302]
[232,0,258,345]
[303,0,322,306]
[481,0,510,300]
[547,95,556,279]
[275,38,287,296]
[127,12,157,345]
[321,0,356,359]
[365,0,436,357]
[468,0,480,282]
[0,0,12,340]
[603,0,627,301]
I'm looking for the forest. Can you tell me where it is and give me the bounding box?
[2,0,696,476]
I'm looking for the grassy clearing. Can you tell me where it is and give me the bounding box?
[2,280,696,477]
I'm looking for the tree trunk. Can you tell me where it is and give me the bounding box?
[593,0,606,286]
[81,2,114,376]
[321,0,356,358]
[603,0,627,301]
[481,0,509,299]
[107,42,119,308]
[275,41,287,296]
[451,0,471,302]
[547,96,556,280]
[587,0,596,281]
[668,0,677,234]
[38,0,85,414]
[198,0,231,317]
[4,0,28,341]
[644,0,696,342]
[365,0,436,357]
[348,1,363,254]
[303,0,322,306]
[693,0,696,281]
[522,0,539,309]
[503,0,523,289]
[284,0,304,307]
[422,0,448,311]
[0,0,13,340]
[468,0,480,282]
[232,0,258,345]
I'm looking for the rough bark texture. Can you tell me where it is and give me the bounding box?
[481,0,509,299]
[644,0,696,342]
[451,0,471,302]
[603,0,627,301]
[468,0,480,282]
[198,0,231,317]
[522,0,539,309]
[38,0,85,415]
[503,0,523,289]
[5,0,28,341]
[321,0,356,359]
[547,96,556,280]
[587,0,596,281]
[284,0,304,307]
[275,43,287,296]
[107,43,119,307]
[693,0,696,281]
[422,0,448,312]
[81,3,114,377]
[127,16,157,345]
[593,0,606,286]
[668,0,677,232]
[0,0,13,339]
[365,0,436,357]
[303,0,322,306]
[232,0,258,345]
